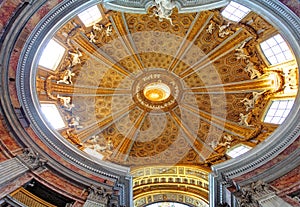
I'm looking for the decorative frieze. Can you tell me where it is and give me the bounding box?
[84,185,114,206]
[17,148,47,171]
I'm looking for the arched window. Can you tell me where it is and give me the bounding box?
[263,99,295,124]
[78,5,102,27]
[260,34,294,65]
[40,104,66,129]
[226,144,251,158]
[39,39,65,70]
[221,1,251,22]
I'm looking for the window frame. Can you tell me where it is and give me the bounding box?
[77,5,103,27]
[38,39,66,71]
[226,144,252,158]
[221,1,251,22]
[262,98,295,125]
[259,34,294,66]
[40,103,66,130]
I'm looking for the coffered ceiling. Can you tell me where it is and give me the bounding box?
[32,2,298,172]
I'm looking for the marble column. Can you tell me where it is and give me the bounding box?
[0,158,28,187]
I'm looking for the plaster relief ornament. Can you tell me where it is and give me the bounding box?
[68,116,83,129]
[239,112,253,126]
[18,148,47,170]
[240,90,266,112]
[69,48,82,66]
[66,129,83,148]
[206,22,215,34]
[244,60,261,79]
[218,22,231,38]
[88,185,112,204]
[152,0,176,26]
[235,41,251,60]
[56,68,75,84]
[57,95,75,111]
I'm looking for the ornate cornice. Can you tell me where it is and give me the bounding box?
[0,0,132,206]
[209,1,300,206]
[211,0,300,178]
[104,0,229,14]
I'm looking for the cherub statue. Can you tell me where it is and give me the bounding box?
[106,25,112,36]
[241,97,254,111]
[252,90,266,102]
[218,22,231,37]
[68,116,83,129]
[206,22,215,34]
[235,52,250,60]
[94,144,107,152]
[93,23,103,32]
[57,95,75,111]
[56,68,75,84]
[239,113,252,126]
[244,60,261,79]
[152,0,176,26]
[89,32,96,43]
[218,134,233,148]
[69,49,82,66]
[224,134,233,142]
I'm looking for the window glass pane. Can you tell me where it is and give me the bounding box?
[260,34,294,65]
[78,5,102,27]
[271,116,281,123]
[40,104,66,129]
[274,109,284,116]
[270,101,279,109]
[221,1,251,22]
[227,145,251,158]
[263,99,295,124]
[278,101,288,108]
[264,116,272,122]
[39,39,65,70]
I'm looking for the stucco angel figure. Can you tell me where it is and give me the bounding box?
[152,0,176,26]
[239,113,252,126]
[218,22,231,37]
[57,95,75,111]
[69,49,82,66]
[106,25,113,36]
[68,116,83,129]
[206,22,215,34]
[244,60,261,79]
[56,68,75,84]
[89,32,96,43]
[241,97,254,111]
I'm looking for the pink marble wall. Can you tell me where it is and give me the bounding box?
[0,0,22,38]
[233,135,300,183]
[38,170,88,202]
[280,0,300,17]
[0,115,23,159]
[270,165,300,206]
[0,172,33,198]
[0,0,113,202]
